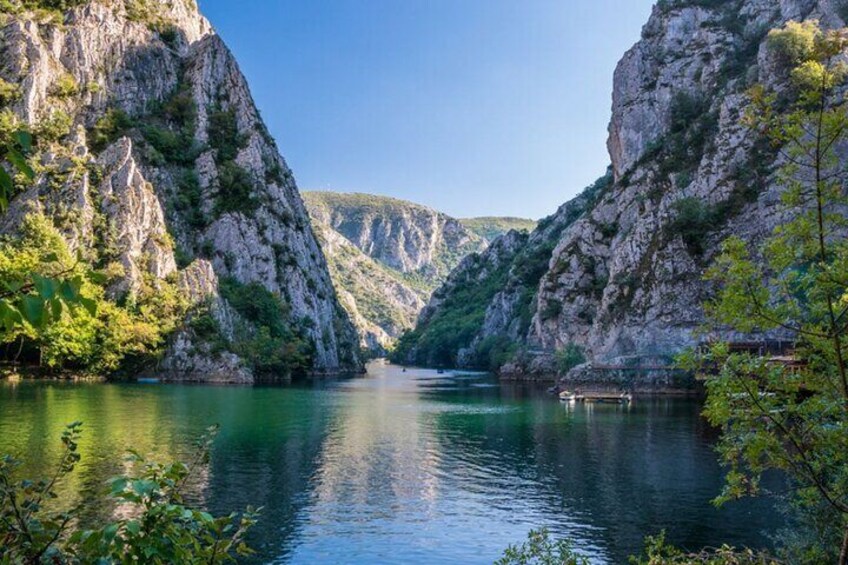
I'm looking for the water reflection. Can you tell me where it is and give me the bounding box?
[0,362,780,564]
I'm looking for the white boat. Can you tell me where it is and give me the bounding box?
[560,391,632,403]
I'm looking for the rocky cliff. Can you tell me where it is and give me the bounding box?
[303,191,533,354]
[398,0,848,373]
[0,0,362,380]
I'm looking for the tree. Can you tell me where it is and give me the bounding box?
[685,20,848,564]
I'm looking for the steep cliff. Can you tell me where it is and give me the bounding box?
[391,173,609,369]
[304,191,532,354]
[399,0,848,373]
[0,0,362,380]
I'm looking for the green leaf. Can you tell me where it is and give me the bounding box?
[79,296,98,316]
[7,147,34,179]
[33,274,56,300]
[20,295,44,327]
[0,166,12,210]
[13,130,32,152]
[125,520,141,535]
[109,477,128,494]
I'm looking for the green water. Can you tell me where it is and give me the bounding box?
[0,361,780,563]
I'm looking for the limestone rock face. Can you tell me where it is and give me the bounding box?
[96,137,177,294]
[1,0,362,376]
[404,0,844,373]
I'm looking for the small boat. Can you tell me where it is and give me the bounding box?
[437,369,445,374]
[559,390,583,402]
[560,390,632,403]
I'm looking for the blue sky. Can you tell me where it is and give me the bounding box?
[198,0,656,219]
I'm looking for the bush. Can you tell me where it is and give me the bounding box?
[50,73,78,98]
[219,277,313,376]
[207,108,245,164]
[666,196,718,256]
[499,529,776,565]
[174,169,206,229]
[35,110,72,143]
[0,423,259,563]
[88,108,134,153]
[555,343,585,374]
[0,78,19,106]
[497,529,589,565]
[473,335,518,372]
[767,20,819,66]
[214,161,257,216]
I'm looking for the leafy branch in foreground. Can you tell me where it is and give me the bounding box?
[496,529,589,565]
[0,423,259,564]
[497,530,778,565]
[629,531,780,565]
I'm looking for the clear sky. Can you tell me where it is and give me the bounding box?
[198,0,656,220]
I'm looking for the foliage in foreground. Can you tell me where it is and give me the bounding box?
[0,423,258,564]
[496,529,589,565]
[497,530,778,565]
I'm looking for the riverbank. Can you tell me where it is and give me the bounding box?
[499,355,700,395]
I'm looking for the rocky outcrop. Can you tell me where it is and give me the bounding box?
[95,137,177,294]
[159,259,253,384]
[0,0,362,377]
[401,0,845,374]
[393,174,607,369]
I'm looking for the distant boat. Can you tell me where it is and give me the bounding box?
[437,369,445,374]
[559,390,632,404]
[137,378,161,384]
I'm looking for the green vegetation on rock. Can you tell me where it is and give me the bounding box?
[1,214,187,375]
[217,277,313,376]
[391,171,610,370]
[459,217,537,242]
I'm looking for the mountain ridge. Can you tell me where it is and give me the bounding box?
[303,190,534,354]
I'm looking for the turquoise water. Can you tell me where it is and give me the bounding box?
[0,361,780,563]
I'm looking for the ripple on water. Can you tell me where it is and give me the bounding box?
[0,362,781,564]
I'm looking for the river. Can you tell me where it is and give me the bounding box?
[0,360,781,563]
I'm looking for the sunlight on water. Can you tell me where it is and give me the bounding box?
[0,361,780,564]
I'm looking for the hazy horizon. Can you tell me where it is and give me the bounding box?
[199,0,655,219]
